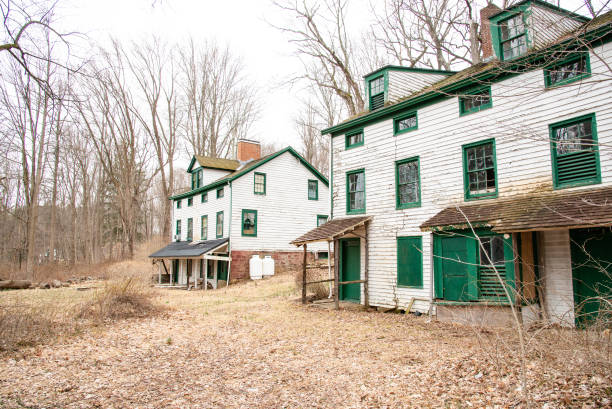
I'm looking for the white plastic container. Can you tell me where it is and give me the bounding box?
[262,256,275,276]
[249,255,263,280]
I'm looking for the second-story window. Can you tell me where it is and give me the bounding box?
[396,157,420,208]
[176,200,182,209]
[463,139,498,200]
[459,87,492,116]
[216,211,224,238]
[369,75,385,110]
[394,112,418,135]
[217,187,224,199]
[345,129,364,149]
[201,215,208,240]
[254,172,266,195]
[187,218,193,241]
[545,53,590,88]
[187,197,193,207]
[308,180,318,200]
[175,220,181,239]
[346,169,365,214]
[499,13,527,60]
[241,209,257,237]
[201,192,208,203]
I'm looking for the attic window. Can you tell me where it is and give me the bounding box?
[499,14,527,60]
[394,112,418,135]
[369,76,385,110]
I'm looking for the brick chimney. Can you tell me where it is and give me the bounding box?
[237,139,261,162]
[480,2,502,61]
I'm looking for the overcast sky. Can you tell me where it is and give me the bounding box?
[57,0,598,158]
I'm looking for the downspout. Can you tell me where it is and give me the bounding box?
[329,135,333,220]
[226,181,233,286]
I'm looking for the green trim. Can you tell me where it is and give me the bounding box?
[175,219,181,237]
[187,156,198,173]
[459,85,492,116]
[308,179,319,200]
[488,0,590,23]
[490,7,530,61]
[462,138,499,201]
[346,168,366,215]
[395,157,421,209]
[254,172,266,195]
[345,129,364,150]
[365,73,387,111]
[170,147,328,200]
[549,113,601,189]
[363,65,457,79]
[187,197,193,207]
[317,214,329,226]
[241,209,257,237]
[201,192,208,203]
[544,52,591,88]
[397,236,423,288]
[216,211,224,239]
[186,217,193,241]
[216,187,224,199]
[393,111,418,135]
[176,200,182,209]
[201,215,208,240]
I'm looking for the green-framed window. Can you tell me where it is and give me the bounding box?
[254,172,266,195]
[201,215,208,240]
[544,53,591,88]
[175,219,181,238]
[308,179,318,200]
[395,157,420,209]
[241,209,257,237]
[499,13,527,61]
[369,75,385,110]
[187,218,193,241]
[317,215,328,226]
[462,139,498,200]
[176,200,181,209]
[187,197,193,207]
[459,86,492,116]
[346,169,365,214]
[217,188,224,199]
[216,211,224,238]
[549,113,600,189]
[345,129,364,149]
[393,112,418,135]
[397,236,423,288]
[201,192,208,203]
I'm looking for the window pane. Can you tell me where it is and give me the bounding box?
[500,14,525,41]
[397,161,419,205]
[397,114,417,131]
[462,89,490,112]
[502,35,527,60]
[480,236,505,266]
[370,76,384,95]
[550,57,587,85]
[554,119,593,155]
[308,180,317,199]
[243,211,256,235]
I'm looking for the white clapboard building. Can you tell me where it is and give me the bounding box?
[293,0,612,326]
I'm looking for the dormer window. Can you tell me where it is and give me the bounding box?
[499,14,527,60]
[369,76,385,110]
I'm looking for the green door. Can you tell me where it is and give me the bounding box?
[340,238,361,302]
[440,236,471,301]
[217,260,228,282]
[172,259,179,284]
[571,227,612,326]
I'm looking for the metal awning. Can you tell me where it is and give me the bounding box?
[149,238,229,259]
[291,216,372,245]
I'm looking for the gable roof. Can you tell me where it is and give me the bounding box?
[170,146,328,200]
[490,0,591,23]
[187,155,240,173]
[291,216,372,245]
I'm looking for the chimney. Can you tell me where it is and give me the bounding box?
[480,2,502,61]
[237,139,261,162]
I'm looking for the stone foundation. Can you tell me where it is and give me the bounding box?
[230,250,318,280]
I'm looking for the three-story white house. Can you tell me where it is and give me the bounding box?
[298,1,612,326]
[150,139,329,288]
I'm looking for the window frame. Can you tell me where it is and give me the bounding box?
[201,192,208,203]
[549,113,601,189]
[497,12,528,61]
[216,211,224,238]
[317,215,328,226]
[368,75,386,110]
[459,86,492,116]
[393,111,418,135]
[176,200,181,209]
[462,138,499,201]
[308,179,319,200]
[175,219,181,238]
[241,209,258,237]
[254,172,266,195]
[217,187,224,199]
[346,168,366,215]
[544,52,591,88]
[187,217,193,241]
[201,215,208,241]
[345,129,364,150]
[187,197,193,207]
[395,157,421,209]
[397,236,423,288]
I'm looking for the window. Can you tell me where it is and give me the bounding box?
[393,112,418,135]
[187,197,193,207]
[544,54,590,88]
[397,236,423,288]
[216,211,224,238]
[308,180,318,200]
[176,200,181,209]
[480,236,505,266]
[187,218,193,241]
[549,114,600,188]
[459,86,492,115]
[241,209,257,237]
[191,172,196,190]
[191,169,202,190]
[346,169,365,214]
[254,172,266,195]
[217,188,224,199]
[345,129,364,149]
[201,215,208,240]
[477,235,510,299]
[317,251,329,260]
[175,220,181,239]
[317,215,328,226]
[395,157,420,209]
[499,13,527,60]
[369,75,385,110]
[463,139,497,200]
[201,192,208,203]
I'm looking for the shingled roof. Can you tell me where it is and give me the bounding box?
[193,155,240,171]
[149,238,229,258]
[421,186,612,233]
[291,216,372,245]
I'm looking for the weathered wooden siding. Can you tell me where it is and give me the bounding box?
[201,168,231,186]
[173,185,230,242]
[527,4,584,50]
[331,42,612,314]
[387,71,448,104]
[230,151,329,252]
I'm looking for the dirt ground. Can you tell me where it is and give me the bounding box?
[0,274,610,409]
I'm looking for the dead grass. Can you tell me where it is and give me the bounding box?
[294,264,333,300]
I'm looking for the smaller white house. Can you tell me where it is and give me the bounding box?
[150,139,330,288]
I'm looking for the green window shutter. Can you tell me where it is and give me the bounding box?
[397,237,423,287]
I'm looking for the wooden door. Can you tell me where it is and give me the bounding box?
[440,236,471,301]
[340,238,361,302]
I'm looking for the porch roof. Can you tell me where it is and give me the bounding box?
[149,238,229,258]
[291,216,372,245]
[421,185,612,233]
